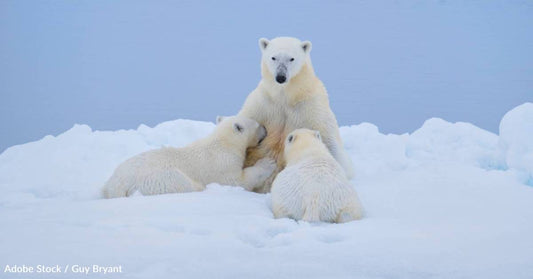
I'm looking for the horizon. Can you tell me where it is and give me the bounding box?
[1,0,532,152]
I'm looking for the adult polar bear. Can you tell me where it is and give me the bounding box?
[239,37,354,193]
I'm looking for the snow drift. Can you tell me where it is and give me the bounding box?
[0,103,532,278]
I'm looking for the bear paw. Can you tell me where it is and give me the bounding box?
[255,157,276,176]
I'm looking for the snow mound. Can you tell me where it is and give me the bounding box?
[499,102,533,186]
[1,104,532,279]
[340,122,409,176]
[0,119,214,202]
[406,118,505,170]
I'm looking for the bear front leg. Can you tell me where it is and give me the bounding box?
[332,143,354,179]
[322,134,354,179]
[239,157,276,191]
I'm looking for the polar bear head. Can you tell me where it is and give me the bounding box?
[259,37,312,85]
[216,115,267,148]
[283,128,328,163]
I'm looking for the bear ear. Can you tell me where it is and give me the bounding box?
[234,122,244,133]
[301,41,312,54]
[259,38,270,52]
[216,116,225,125]
[314,130,322,141]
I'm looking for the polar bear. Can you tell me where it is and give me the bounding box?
[271,129,363,223]
[102,116,276,198]
[238,37,354,193]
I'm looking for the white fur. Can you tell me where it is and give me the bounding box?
[102,116,275,198]
[259,37,311,83]
[239,37,354,193]
[271,129,363,223]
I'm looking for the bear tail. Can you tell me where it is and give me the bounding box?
[302,196,321,222]
[302,208,320,222]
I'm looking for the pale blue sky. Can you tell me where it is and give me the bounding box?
[1,0,532,152]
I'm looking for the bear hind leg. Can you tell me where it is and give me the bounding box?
[335,205,363,223]
[138,169,204,196]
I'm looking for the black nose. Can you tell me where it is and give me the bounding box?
[276,75,286,84]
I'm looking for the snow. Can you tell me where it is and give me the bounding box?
[499,103,533,186]
[1,103,533,278]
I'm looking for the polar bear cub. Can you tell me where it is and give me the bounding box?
[102,116,276,198]
[271,129,363,223]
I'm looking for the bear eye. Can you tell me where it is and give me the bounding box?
[290,58,294,62]
[288,135,294,143]
[271,57,276,61]
[234,123,244,133]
